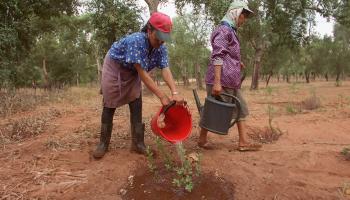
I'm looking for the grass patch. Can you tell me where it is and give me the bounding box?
[341,147,350,161]
[285,103,302,114]
[0,87,100,118]
[0,108,61,144]
[301,89,321,110]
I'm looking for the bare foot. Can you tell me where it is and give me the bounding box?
[237,143,262,152]
[198,142,216,150]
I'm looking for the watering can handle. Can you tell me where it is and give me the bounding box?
[215,93,241,128]
[161,100,176,114]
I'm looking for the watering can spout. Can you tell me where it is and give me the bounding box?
[192,89,202,114]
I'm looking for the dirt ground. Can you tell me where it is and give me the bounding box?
[1,80,350,200]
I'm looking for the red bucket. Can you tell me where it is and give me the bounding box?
[151,104,192,143]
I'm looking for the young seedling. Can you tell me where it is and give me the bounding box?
[265,86,273,96]
[172,143,201,192]
[146,146,156,172]
[155,136,174,170]
[286,103,297,114]
[267,105,283,139]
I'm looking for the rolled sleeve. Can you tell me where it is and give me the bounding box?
[211,29,230,64]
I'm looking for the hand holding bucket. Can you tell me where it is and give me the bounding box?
[151,101,192,143]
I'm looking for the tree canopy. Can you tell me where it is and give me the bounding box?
[0,0,349,89]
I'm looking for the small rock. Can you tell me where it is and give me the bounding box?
[119,189,127,196]
[345,188,350,195]
[128,175,134,186]
[214,170,219,178]
[187,152,199,162]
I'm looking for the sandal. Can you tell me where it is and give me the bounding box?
[238,143,262,152]
[198,142,216,150]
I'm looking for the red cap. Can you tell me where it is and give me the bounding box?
[149,12,172,42]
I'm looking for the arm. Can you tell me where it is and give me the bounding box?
[210,28,228,96]
[212,65,222,96]
[134,63,170,106]
[161,67,184,104]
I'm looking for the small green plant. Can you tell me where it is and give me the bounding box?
[289,83,299,94]
[335,79,342,87]
[146,146,156,172]
[265,86,273,96]
[172,143,201,192]
[155,136,174,170]
[341,147,350,161]
[286,103,297,114]
[145,139,202,193]
[266,105,283,139]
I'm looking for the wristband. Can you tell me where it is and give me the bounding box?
[172,91,179,95]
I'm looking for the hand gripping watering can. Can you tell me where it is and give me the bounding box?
[151,101,192,143]
[193,89,241,135]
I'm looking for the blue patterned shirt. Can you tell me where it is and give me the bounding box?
[108,32,168,72]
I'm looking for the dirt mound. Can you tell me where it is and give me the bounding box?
[121,166,235,200]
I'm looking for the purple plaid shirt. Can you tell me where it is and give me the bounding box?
[205,24,241,89]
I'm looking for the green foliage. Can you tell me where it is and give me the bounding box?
[1,0,349,89]
[0,0,79,88]
[146,146,156,172]
[168,13,211,83]
[88,0,142,54]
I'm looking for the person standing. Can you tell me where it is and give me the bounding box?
[93,12,183,159]
[198,1,261,151]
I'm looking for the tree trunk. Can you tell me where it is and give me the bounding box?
[182,70,189,86]
[76,73,79,87]
[312,72,316,81]
[324,73,328,81]
[250,46,263,90]
[195,63,203,89]
[144,0,159,13]
[305,71,310,83]
[240,71,246,84]
[42,58,50,90]
[336,72,341,82]
[96,55,102,83]
[266,71,273,87]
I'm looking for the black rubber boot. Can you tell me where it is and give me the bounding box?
[93,123,113,159]
[129,97,147,154]
[131,122,147,154]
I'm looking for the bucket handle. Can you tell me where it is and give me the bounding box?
[213,93,241,128]
[161,100,176,115]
